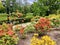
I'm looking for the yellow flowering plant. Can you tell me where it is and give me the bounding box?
[31,35,56,45]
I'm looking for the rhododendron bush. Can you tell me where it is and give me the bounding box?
[0,23,19,45]
[34,17,52,34]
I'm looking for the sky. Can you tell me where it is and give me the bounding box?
[28,0,35,4]
[16,0,35,4]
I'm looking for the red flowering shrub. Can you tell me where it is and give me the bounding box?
[7,30,14,36]
[20,27,24,34]
[0,23,19,45]
[34,17,51,32]
[0,30,4,36]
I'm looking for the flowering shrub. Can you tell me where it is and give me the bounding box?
[20,27,24,34]
[31,35,56,45]
[14,25,22,32]
[24,24,35,33]
[16,10,23,18]
[34,17,51,32]
[19,26,27,39]
[51,19,60,27]
[47,14,60,20]
[0,23,19,45]
[46,14,60,27]
[31,16,40,22]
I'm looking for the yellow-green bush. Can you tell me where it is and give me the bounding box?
[31,35,56,45]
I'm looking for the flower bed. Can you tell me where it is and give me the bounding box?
[31,34,56,45]
[0,23,19,45]
[13,15,60,37]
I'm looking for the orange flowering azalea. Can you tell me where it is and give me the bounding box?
[0,30,4,36]
[34,17,51,31]
[7,27,12,31]
[7,30,14,36]
[12,35,17,38]
[20,29,24,34]
[20,27,24,34]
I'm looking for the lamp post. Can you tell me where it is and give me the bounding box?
[1,0,13,24]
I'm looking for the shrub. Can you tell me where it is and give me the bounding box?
[31,35,56,45]
[0,23,19,45]
[31,16,40,22]
[25,13,34,20]
[46,14,60,27]
[0,2,5,13]
[24,24,35,33]
[34,17,52,35]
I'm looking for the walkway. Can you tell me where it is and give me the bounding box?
[13,23,60,45]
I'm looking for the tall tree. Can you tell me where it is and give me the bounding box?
[0,1,5,13]
[22,0,30,14]
[31,0,60,16]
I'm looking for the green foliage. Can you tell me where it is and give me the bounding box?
[0,13,16,21]
[0,23,19,45]
[51,19,60,27]
[25,13,34,19]
[30,0,60,16]
[24,24,35,33]
[22,6,30,14]
[0,35,19,45]
[0,2,5,13]
[6,0,16,12]
[31,16,40,22]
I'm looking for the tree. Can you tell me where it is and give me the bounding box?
[21,0,31,14]
[31,0,60,16]
[0,1,5,13]
[6,0,16,12]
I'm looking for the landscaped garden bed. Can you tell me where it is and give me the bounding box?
[13,14,60,45]
[0,14,60,45]
[0,23,19,45]
[0,0,60,45]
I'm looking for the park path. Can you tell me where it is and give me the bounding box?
[13,22,31,30]
[17,33,34,45]
[17,30,60,45]
[13,23,60,45]
[47,30,60,45]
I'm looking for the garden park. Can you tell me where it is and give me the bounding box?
[0,0,60,45]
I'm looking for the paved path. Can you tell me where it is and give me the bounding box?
[17,33,34,45]
[17,30,60,45]
[47,30,60,45]
[13,22,31,30]
[13,23,60,45]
